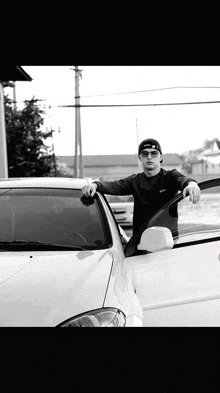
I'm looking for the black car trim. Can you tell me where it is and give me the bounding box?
[173,235,220,248]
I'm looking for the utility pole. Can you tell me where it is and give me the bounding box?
[13,82,16,111]
[135,118,139,147]
[136,118,142,173]
[72,66,83,178]
[0,82,8,178]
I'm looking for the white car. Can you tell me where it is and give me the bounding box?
[1,177,220,327]
[0,177,142,327]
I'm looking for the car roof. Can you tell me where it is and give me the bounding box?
[0,177,87,190]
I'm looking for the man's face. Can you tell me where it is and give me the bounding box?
[138,148,162,171]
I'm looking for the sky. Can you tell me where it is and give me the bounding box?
[6,66,220,156]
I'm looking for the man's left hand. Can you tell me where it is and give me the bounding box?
[183,182,201,204]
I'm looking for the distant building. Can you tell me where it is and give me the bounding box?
[56,153,183,180]
[191,139,220,176]
[162,153,182,172]
[188,157,206,175]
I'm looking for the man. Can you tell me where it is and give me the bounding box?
[82,138,201,234]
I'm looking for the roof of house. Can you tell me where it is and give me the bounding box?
[56,153,182,167]
[163,153,181,165]
[84,155,138,167]
[0,66,32,82]
[202,150,220,157]
[200,140,220,156]
[215,140,220,149]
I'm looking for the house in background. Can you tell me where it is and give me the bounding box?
[190,139,220,176]
[162,153,182,172]
[56,153,183,180]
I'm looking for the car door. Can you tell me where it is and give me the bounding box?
[126,179,220,326]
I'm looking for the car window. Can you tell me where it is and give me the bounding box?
[148,183,220,247]
[0,188,112,251]
[106,195,134,203]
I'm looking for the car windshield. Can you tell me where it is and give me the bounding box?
[0,188,112,251]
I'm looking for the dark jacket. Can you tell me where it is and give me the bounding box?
[94,169,197,233]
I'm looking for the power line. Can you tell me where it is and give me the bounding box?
[55,100,220,108]
[81,86,220,98]
[10,100,220,109]
[8,86,220,104]
[8,98,220,109]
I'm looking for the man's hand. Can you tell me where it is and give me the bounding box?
[183,181,201,204]
[81,183,98,197]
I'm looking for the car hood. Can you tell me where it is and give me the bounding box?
[0,249,113,326]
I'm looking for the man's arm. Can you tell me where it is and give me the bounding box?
[182,181,201,204]
[81,177,134,198]
[171,170,201,204]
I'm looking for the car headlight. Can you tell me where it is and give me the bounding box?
[56,307,126,327]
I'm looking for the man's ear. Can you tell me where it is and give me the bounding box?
[160,154,163,164]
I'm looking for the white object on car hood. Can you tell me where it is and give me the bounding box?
[0,250,113,326]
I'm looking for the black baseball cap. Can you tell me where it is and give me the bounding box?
[138,138,162,155]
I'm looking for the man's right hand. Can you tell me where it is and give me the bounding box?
[81,183,98,197]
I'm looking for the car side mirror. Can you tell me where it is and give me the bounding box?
[137,226,174,253]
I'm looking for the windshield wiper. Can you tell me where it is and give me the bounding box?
[0,240,86,250]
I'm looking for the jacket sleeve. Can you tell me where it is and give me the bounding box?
[93,176,134,195]
[171,169,198,191]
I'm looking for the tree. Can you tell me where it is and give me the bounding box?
[4,96,56,177]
